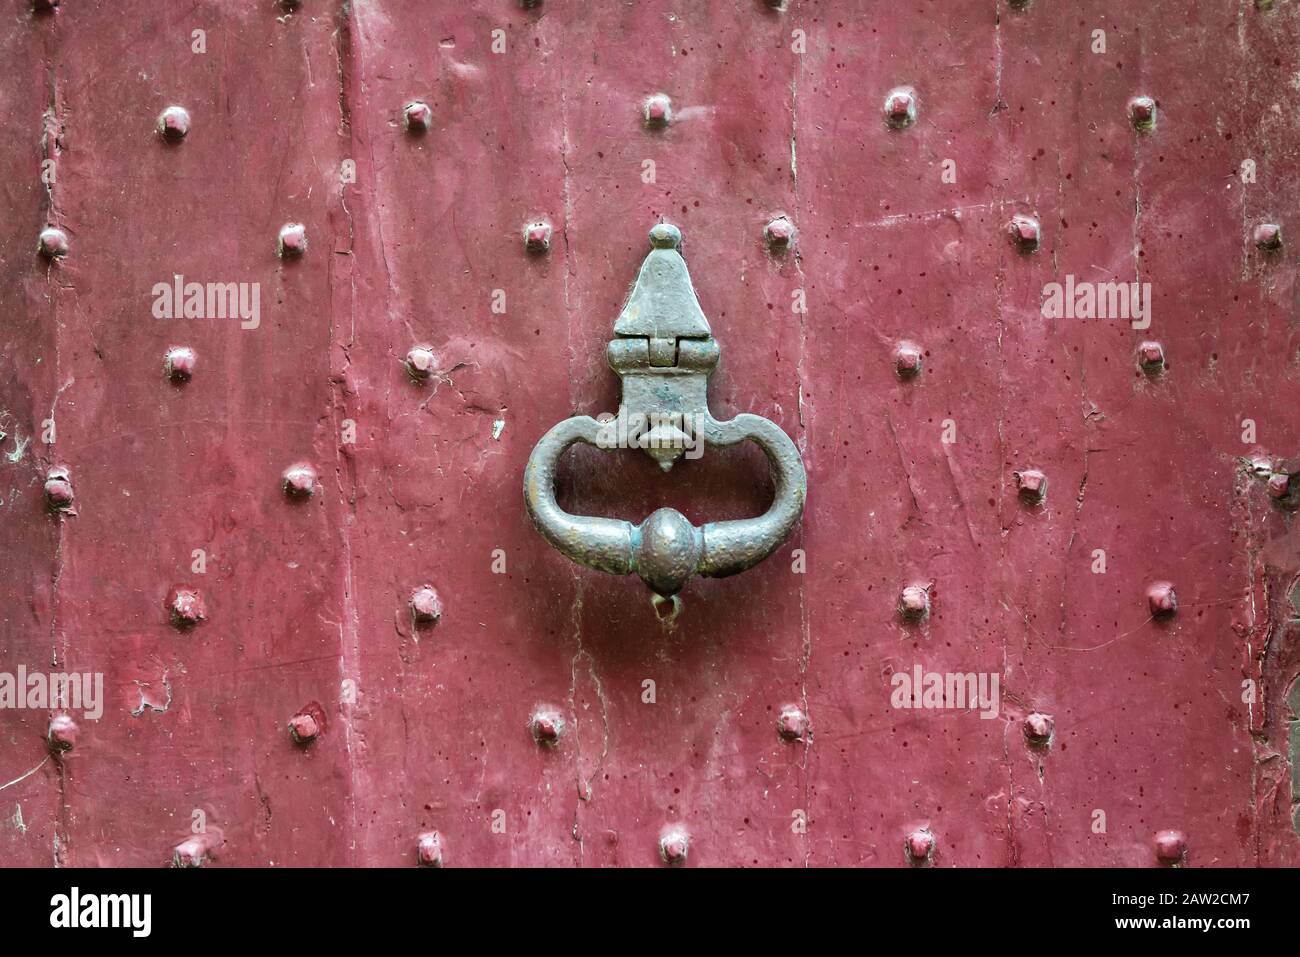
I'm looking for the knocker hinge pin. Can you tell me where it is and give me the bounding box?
[647,337,679,367]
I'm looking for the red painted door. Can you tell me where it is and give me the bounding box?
[1,0,1297,869]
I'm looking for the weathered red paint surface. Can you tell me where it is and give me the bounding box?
[1,0,1298,868]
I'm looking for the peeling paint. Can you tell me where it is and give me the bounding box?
[129,673,173,718]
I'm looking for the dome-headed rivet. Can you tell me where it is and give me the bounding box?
[1015,468,1048,504]
[1128,96,1157,130]
[906,828,935,864]
[658,827,689,865]
[524,220,552,253]
[172,838,208,868]
[282,463,317,498]
[404,346,437,380]
[44,468,74,510]
[47,714,78,752]
[416,830,444,867]
[1267,471,1291,501]
[167,586,206,628]
[1154,830,1187,865]
[1024,712,1054,745]
[1254,222,1282,250]
[165,346,196,381]
[893,340,923,378]
[277,222,307,258]
[1137,340,1165,374]
[158,105,191,141]
[764,216,795,251]
[1008,214,1041,251]
[288,702,325,745]
[776,705,809,741]
[644,93,672,128]
[884,87,917,128]
[1147,581,1177,617]
[410,585,442,624]
[530,707,565,746]
[403,100,433,133]
[38,226,69,259]
[899,583,931,622]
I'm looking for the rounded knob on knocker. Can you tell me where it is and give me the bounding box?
[636,508,701,598]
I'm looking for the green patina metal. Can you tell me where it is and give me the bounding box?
[523,224,807,599]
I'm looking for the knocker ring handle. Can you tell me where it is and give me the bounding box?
[524,412,806,598]
[522,223,808,598]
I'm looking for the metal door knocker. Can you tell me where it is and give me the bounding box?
[523,223,807,612]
